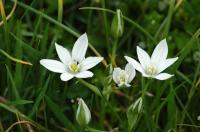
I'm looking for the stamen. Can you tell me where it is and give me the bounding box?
[69,63,79,72]
[118,71,128,85]
[119,76,126,82]
[146,65,156,75]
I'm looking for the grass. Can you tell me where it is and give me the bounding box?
[0,0,200,132]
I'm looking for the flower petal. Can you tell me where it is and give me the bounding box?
[75,71,94,78]
[125,83,131,87]
[72,33,88,62]
[154,73,173,80]
[158,57,178,73]
[124,56,144,74]
[60,73,74,81]
[113,68,121,84]
[80,57,103,71]
[137,46,151,69]
[125,63,136,83]
[55,43,71,65]
[40,59,66,73]
[151,39,168,65]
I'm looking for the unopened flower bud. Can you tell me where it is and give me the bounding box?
[111,9,124,38]
[76,98,91,126]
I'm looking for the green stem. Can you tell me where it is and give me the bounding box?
[0,49,32,65]
[141,78,155,132]
[112,38,118,59]
[78,79,123,124]
[111,38,118,66]
[179,62,200,130]
[57,0,63,22]
[101,0,110,53]
[78,79,101,96]
[80,7,157,43]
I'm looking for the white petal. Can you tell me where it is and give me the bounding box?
[55,43,71,65]
[75,71,94,78]
[60,73,74,81]
[124,56,144,74]
[113,68,121,84]
[40,59,66,73]
[158,57,178,73]
[142,73,151,78]
[125,63,136,83]
[151,39,168,65]
[80,57,103,71]
[154,73,173,80]
[125,83,131,87]
[72,33,88,62]
[137,46,151,69]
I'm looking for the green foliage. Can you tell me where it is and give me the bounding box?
[0,0,200,132]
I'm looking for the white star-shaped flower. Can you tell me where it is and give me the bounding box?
[113,63,136,87]
[125,39,178,80]
[40,33,103,81]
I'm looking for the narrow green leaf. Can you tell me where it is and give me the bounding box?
[6,100,33,105]
[0,49,32,65]
[10,32,42,60]
[79,7,157,43]
[29,76,50,117]
[78,79,101,96]
[45,95,77,131]
[0,103,49,132]
[86,127,107,132]
[5,65,20,100]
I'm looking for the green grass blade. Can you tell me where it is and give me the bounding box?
[29,76,50,117]
[79,7,157,43]
[0,49,32,65]
[78,79,101,96]
[45,95,77,131]
[5,65,20,100]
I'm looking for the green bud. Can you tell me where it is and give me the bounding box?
[127,97,143,131]
[76,98,91,126]
[111,9,124,38]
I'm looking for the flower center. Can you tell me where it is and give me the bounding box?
[119,76,126,83]
[118,72,128,84]
[146,65,157,75]
[69,63,79,73]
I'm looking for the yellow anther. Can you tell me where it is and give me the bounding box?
[147,66,156,74]
[70,64,78,72]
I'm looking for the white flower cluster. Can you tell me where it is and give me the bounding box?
[40,33,178,87]
[113,39,178,87]
[39,33,179,126]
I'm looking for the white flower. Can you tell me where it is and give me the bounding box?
[76,98,91,126]
[40,33,103,81]
[113,63,136,87]
[125,39,178,80]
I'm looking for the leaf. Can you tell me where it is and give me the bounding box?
[0,49,32,65]
[78,79,102,96]
[6,100,33,106]
[86,127,107,132]
[29,76,50,117]
[45,95,77,131]
[5,65,20,100]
